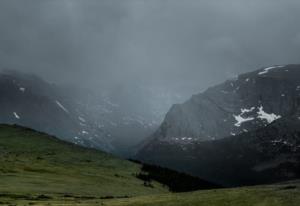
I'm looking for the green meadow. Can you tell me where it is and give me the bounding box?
[0,124,299,206]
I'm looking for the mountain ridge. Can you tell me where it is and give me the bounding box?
[137,64,300,186]
[0,69,186,156]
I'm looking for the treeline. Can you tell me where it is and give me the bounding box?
[130,160,221,193]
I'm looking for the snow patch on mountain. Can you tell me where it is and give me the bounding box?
[257,106,281,124]
[55,100,69,113]
[78,116,86,123]
[258,65,284,75]
[241,107,255,114]
[82,130,89,135]
[234,106,281,127]
[233,114,254,127]
[271,139,294,147]
[13,112,20,119]
[221,90,229,94]
[233,107,256,127]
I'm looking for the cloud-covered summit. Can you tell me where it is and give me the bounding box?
[0,0,299,94]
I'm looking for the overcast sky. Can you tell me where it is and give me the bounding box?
[0,0,300,94]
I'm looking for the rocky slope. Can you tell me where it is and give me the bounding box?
[0,70,111,151]
[0,69,184,155]
[137,64,300,186]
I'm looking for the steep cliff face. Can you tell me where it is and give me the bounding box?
[137,65,300,186]
[149,65,300,142]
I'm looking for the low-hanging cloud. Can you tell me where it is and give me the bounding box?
[0,0,300,95]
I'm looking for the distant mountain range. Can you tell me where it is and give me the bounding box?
[0,69,185,156]
[3,65,300,187]
[137,64,300,186]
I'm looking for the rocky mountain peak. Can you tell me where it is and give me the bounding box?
[137,64,300,186]
[153,65,300,143]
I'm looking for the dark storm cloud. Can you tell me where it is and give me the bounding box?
[0,0,300,94]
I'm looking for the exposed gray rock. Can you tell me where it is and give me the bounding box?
[137,64,300,186]
[0,69,185,156]
[153,65,300,142]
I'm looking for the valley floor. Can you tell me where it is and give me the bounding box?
[1,181,300,206]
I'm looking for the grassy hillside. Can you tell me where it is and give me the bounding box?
[1,180,300,206]
[0,124,168,198]
[106,181,300,206]
[1,124,300,206]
